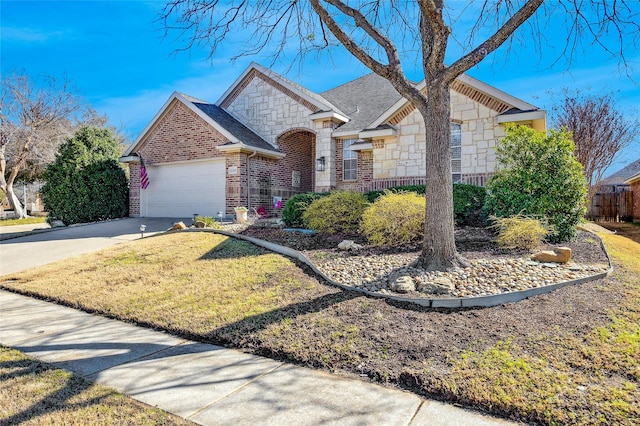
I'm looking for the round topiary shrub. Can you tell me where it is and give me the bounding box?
[302,191,368,235]
[360,191,425,247]
[281,192,329,227]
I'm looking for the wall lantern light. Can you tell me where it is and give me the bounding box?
[316,157,325,172]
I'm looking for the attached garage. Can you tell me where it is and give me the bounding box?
[140,159,226,218]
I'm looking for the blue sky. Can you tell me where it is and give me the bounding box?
[2,0,639,175]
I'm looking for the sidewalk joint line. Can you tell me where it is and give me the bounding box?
[186,363,285,419]
[407,400,425,425]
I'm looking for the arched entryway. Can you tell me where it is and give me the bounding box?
[277,129,316,193]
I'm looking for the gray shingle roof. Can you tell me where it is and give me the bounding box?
[321,73,403,133]
[601,158,640,185]
[191,102,279,153]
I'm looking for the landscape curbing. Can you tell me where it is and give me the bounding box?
[190,227,614,309]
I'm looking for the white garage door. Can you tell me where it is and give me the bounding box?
[140,159,226,218]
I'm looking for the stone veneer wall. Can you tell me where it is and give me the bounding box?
[350,88,503,191]
[224,74,315,147]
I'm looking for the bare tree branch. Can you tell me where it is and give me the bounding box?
[0,74,81,217]
[552,89,640,201]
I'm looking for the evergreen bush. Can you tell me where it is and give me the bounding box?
[281,192,329,227]
[42,126,128,225]
[484,125,587,242]
[453,183,487,226]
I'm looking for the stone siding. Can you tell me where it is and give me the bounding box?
[225,73,315,147]
[370,89,502,182]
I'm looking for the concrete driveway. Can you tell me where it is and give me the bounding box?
[0,217,189,276]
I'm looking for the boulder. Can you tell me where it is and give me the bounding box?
[389,274,415,293]
[167,221,187,231]
[337,240,362,251]
[194,220,206,228]
[417,277,454,295]
[531,247,571,264]
[50,220,66,228]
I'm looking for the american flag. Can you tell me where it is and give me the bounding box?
[139,155,150,189]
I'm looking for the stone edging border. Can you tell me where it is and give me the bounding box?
[183,227,614,309]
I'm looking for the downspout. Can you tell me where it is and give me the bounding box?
[247,150,257,210]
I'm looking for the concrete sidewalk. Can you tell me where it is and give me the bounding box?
[0,290,518,425]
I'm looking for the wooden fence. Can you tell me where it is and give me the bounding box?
[587,189,633,222]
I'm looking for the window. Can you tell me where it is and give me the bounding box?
[450,123,462,183]
[343,139,358,181]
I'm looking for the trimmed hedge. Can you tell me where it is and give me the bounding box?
[453,183,487,226]
[42,126,128,225]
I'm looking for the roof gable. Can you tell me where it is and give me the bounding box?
[369,74,541,130]
[217,62,347,117]
[602,158,640,185]
[123,91,277,157]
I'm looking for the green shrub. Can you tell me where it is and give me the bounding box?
[360,192,425,247]
[42,127,128,225]
[491,215,551,250]
[453,183,487,226]
[302,191,368,235]
[484,125,587,242]
[281,192,329,227]
[195,216,222,229]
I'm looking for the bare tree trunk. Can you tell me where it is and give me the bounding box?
[413,81,467,271]
[5,183,26,218]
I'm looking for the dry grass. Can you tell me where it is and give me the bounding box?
[2,232,335,337]
[0,346,193,425]
[599,221,640,245]
[442,233,640,424]
[0,216,47,226]
[2,230,639,425]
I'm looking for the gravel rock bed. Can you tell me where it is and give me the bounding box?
[302,250,609,298]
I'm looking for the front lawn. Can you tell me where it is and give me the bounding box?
[2,230,638,425]
[0,347,193,425]
[0,216,47,226]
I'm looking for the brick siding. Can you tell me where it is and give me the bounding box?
[136,101,228,164]
[129,163,141,216]
[631,181,640,221]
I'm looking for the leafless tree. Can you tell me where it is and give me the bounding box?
[553,90,640,202]
[160,0,639,271]
[0,74,81,218]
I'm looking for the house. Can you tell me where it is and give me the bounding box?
[120,63,546,218]
[625,171,640,221]
[597,158,640,192]
[588,159,639,221]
